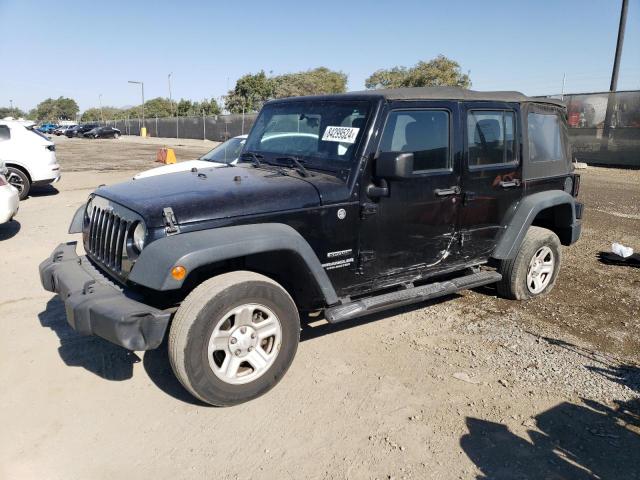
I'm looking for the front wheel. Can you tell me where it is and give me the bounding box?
[113,132,120,139]
[168,271,300,406]
[496,226,562,300]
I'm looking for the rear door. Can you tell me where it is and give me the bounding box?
[358,101,462,287]
[459,102,523,258]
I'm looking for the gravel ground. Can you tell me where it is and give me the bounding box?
[0,136,638,479]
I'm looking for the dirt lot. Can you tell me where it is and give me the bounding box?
[1,135,639,479]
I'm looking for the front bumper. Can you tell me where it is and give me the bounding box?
[39,242,171,350]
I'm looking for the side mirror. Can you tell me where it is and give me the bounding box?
[375,152,414,179]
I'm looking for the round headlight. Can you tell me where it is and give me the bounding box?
[85,197,94,219]
[133,223,146,252]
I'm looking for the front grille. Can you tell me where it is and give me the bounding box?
[88,206,130,273]
[84,198,142,279]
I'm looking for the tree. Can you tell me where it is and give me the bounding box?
[225,68,348,114]
[193,98,221,116]
[272,67,348,98]
[34,96,79,121]
[365,55,471,89]
[142,97,174,118]
[0,107,27,119]
[81,106,125,122]
[224,71,275,114]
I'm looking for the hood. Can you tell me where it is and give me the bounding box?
[95,165,325,228]
[133,160,227,180]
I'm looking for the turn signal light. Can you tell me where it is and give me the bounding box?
[171,266,187,281]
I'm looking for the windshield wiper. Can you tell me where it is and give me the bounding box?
[275,156,311,178]
[239,151,264,168]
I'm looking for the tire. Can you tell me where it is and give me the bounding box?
[6,167,30,200]
[496,226,562,300]
[113,132,120,139]
[169,271,300,406]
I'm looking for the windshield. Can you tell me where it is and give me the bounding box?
[200,137,246,164]
[244,100,371,170]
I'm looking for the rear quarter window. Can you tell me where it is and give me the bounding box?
[527,112,565,163]
[0,125,10,141]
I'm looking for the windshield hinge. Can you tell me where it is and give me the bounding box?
[162,207,180,236]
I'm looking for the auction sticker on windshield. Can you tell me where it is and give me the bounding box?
[322,126,360,144]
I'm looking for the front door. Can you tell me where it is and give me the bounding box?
[359,102,462,288]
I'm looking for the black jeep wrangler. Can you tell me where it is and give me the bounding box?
[40,87,583,406]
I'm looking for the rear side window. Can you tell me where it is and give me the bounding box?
[528,112,564,162]
[0,125,10,141]
[379,110,450,172]
[467,110,516,167]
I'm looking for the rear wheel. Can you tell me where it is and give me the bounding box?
[496,226,561,300]
[168,271,300,406]
[6,167,30,200]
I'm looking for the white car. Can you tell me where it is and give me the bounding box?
[0,120,61,199]
[133,135,247,180]
[0,163,19,224]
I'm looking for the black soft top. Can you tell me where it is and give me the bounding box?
[271,87,565,108]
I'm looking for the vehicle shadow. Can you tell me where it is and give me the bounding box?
[29,185,60,198]
[143,339,209,406]
[0,220,20,240]
[38,297,140,381]
[461,345,640,479]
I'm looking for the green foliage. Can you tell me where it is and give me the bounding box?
[81,106,126,122]
[272,67,348,99]
[0,107,27,119]
[224,67,348,114]
[365,55,471,89]
[34,96,80,121]
[225,71,275,114]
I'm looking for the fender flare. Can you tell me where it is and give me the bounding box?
[69,205,85,233]
[492,190,578,260]
[128,223,339,305]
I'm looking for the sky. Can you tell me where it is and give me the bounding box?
[1,0,639,113]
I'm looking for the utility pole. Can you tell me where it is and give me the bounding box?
[560,73,566,100]
[602,0,629,151]
[9,99,13,111]
[99,94,104,124]
[168,73,173,115]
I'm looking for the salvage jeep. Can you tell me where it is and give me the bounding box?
[40,87,583,406]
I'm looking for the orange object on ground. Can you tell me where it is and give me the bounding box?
[156,148,176,164]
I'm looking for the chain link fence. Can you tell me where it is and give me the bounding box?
[102,114,258,142]
[543,90,640,167]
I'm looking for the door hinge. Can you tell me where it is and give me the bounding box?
[162,207,180,235]
[360,202,378,219]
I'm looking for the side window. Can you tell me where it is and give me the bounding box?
[379,110,450,172]
[528,112,564,162]
[0,125,10,141]
[467,110,516,167]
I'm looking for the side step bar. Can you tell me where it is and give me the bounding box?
[325,270,502,324]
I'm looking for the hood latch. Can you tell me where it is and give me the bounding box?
[162,207,180,236]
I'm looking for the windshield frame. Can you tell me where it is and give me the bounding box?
[244,99,375,174]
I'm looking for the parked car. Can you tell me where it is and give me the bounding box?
[65,123,99,138]
[0,162,19,224]
[37,123,58,134]
[0,120,61,199]
[40,87,583,406]
[133,135,247,179]
[83,126,121,139]
[53,125,76,136]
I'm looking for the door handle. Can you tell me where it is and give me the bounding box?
[499,179,521,188]
[434,186,461,196]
